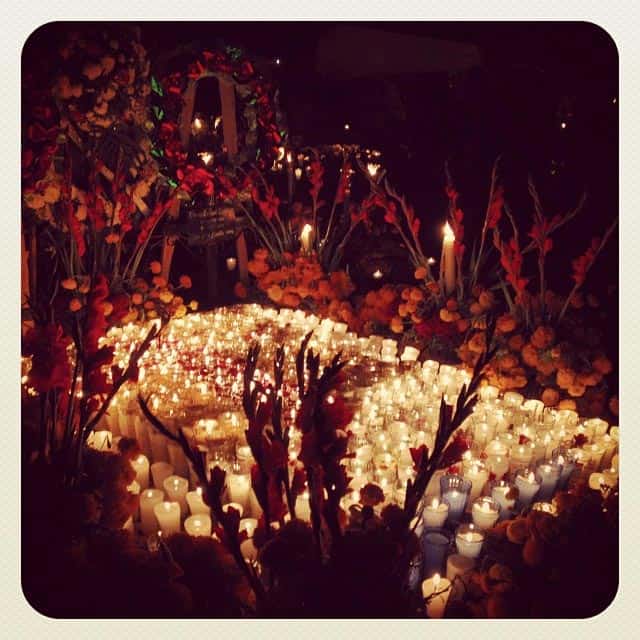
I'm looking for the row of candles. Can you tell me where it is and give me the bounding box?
[92,305,618,614]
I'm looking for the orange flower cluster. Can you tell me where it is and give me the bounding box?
[248,249,357,326]
[358,286,401,334]
[455,298,613,412]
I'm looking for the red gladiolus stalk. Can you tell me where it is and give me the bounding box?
[558,218,618,322]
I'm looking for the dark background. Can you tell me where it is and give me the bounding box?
[23,21,619,323]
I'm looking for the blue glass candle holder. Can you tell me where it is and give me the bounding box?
[440,474,472,525]
[422,528,451,577]
[552,446,577,489]
[535,461,562,501]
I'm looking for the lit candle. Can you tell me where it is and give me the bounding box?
[514,469,541,508]
[186,487,210,516]
[300,223,314,254]
[222,502,244,519]
[602,466,618,487]
[491,480,517,518]
[87,429,112,451]
[226,471,251,511]
[239,517,258,538]
[471,496,500,529]
[153,501,181,535]
[455,524,485,559]
[226,257,237,271]
[163,475,189,516]
[131,454,150,490]
[423,496,449,529]
[462,460,489,503]
[296,491,311,521]
[140,489,164,535]
[441,221,456,295]
[422,573,452,618]
[184,514,212,537]
[535,461,562,501]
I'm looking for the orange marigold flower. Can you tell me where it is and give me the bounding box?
[282,292,301,307]
[152,275,167,288]
[254,248,269,261]
[61,278,78,291]
[496,313,517,333]
[179,275,192,288]
[131,293,143,305]
[267,285,284,302]
[150,261,162,274]
[593,356,613,375]
[69,298,82,312]
[414,266,428,280]
[530,326,555,350]
[390,316,404,334]
[541,388,560,406]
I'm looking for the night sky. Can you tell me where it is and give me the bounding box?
[23,21,618,302]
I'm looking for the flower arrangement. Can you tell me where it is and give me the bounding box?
[21,26,204,477]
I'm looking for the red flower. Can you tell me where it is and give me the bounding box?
[415,317,458,340]
[177,165,214,196]
[487,185,504,230]
[439,432,472,469]
[571,237,601,286]
[22,323,72,393]
[410,444,430,472]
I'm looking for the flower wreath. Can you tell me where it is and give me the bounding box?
[150,46,286,189]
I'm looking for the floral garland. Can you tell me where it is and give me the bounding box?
[150,46,285,187]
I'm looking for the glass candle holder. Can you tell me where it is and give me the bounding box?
[422,529,451,577]
[471,496,500,529]
[440,475,471,525]
[455,523,485,559]
[422,495,449,529]
[535,461,562,501]
[514,468,541,508]
[491,480,517,519]
[552,447,577,489]
[462,459,489,503]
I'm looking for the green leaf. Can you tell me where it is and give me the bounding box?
[151,76,164,96]
[168,178,178,188]
[150,148,164,158]
[152,106,165,121]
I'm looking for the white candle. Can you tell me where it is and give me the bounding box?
[422,573,452,618]
[471,497,500,529]
[463,461,489,504]
[491,481,516,514]
[87,429,113,451]
[151,461,174,489]
[423,496,449,528]
[163,475,189,516]
[239,518,258,538]
[300,223,314,254]
[535,462,561,501]
[186,487,210,516]
[226,472,251,511]
[184,514,212,537]
[441,222,456,295]
[153,501,181,535]
[131,454,150,490]
[455,525,484,559]
[515,470,541,507]
[510,443,534,473]
[486,454,509,480]
[140,488,164,535]
[602,467,618,487]
[296,491,311,521]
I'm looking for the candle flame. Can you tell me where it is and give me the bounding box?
[431,498,439,509]
[433,573,441,588]
[443,221,455,241]
[367,162,380,177]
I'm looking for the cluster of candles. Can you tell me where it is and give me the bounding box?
[87,305,618,610]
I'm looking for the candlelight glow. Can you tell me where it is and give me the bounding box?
[443,221,455,241]
[367,162,380,177]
